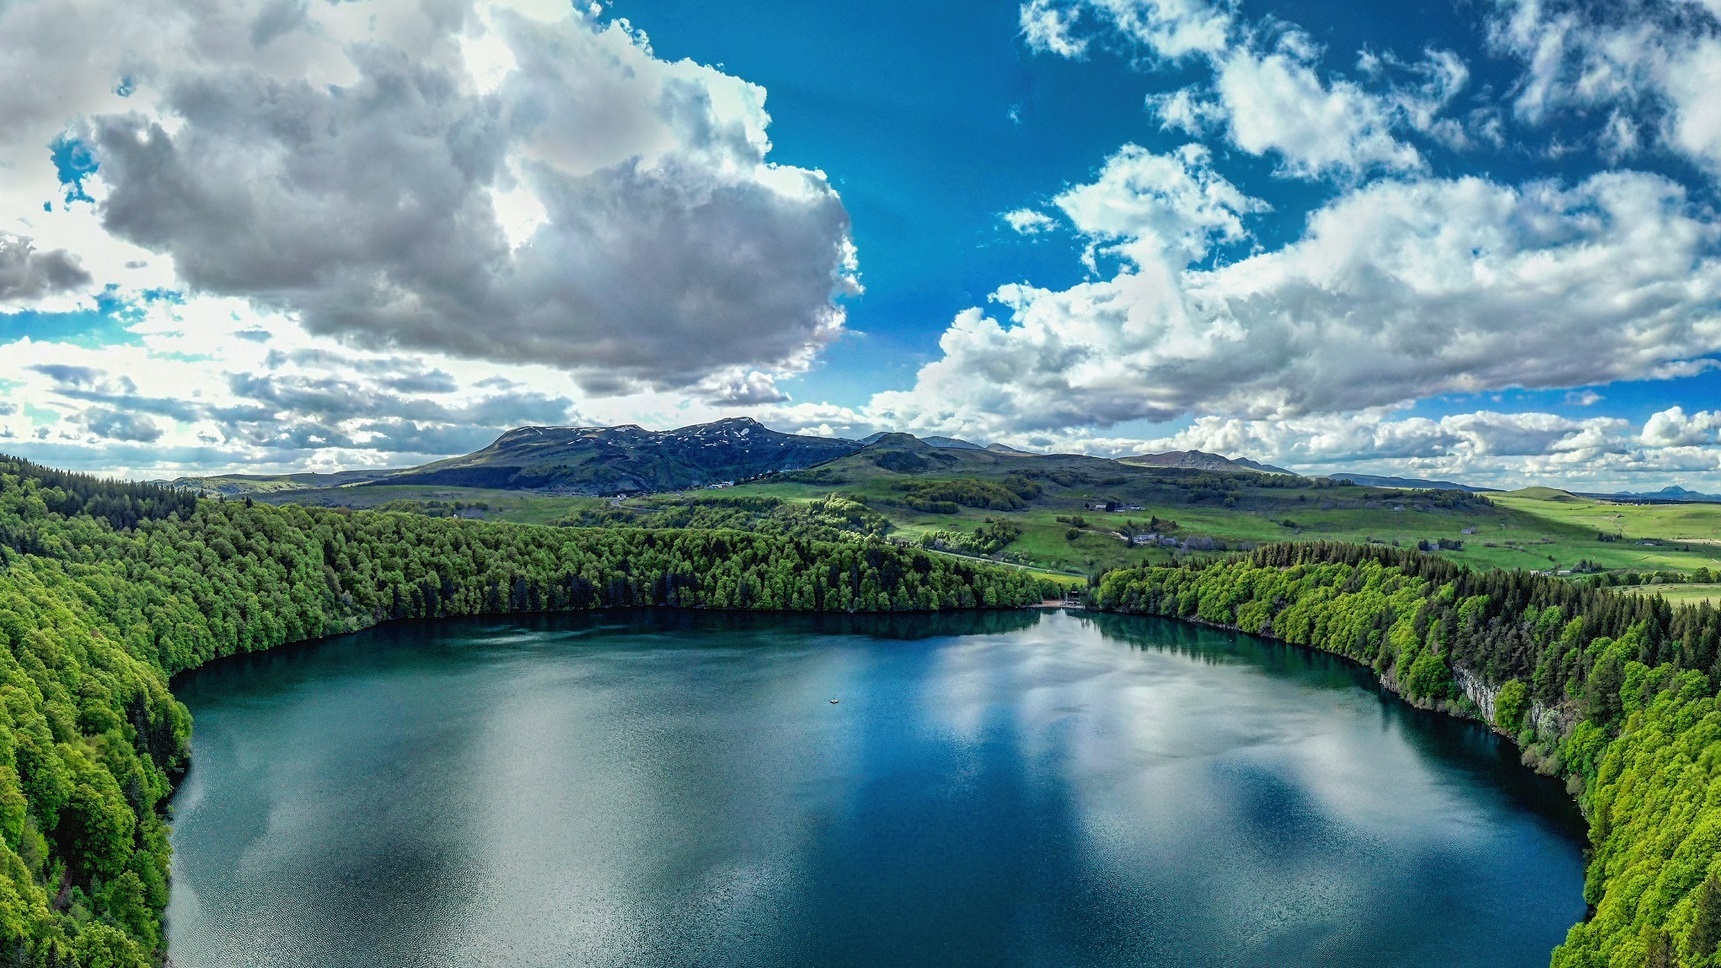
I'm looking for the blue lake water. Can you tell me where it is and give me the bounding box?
[166,609,1587,967]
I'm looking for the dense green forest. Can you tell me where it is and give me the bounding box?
[1095,542,1721,968]
[550,493,894,540]
[0,456,1055,967]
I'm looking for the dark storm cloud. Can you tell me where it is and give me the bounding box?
[0,234,92,302]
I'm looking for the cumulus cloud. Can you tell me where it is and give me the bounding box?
[0,0,857,394]
[870,146,1721,439]
[1642,406,1721,447]
[0,292,604,473]
[1208,41,1427,177]
[1003,209,1058,234]
[1021,1,1469,177]
[1149,410,1632,467]
[1021,405,1721,490]
[0,234,92,304]
[697,369,791,406]
[83,407,164,443]
[1051,144,1267,258]
[1020,0,1091,58]
[1491,0,1721,180]
[1030,0,1233,61]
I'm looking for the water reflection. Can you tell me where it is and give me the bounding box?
[168,609,1585,968]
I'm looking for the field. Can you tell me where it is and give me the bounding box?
[258,442,1721,580]
[255,484,606,526]
[1621,584,1721,607]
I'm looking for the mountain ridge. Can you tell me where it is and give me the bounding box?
[172,420,1316,496]
[1585,485,1721,504]
[1119,450,1294,476]
[1329,473,1499,493]
[379,417,861,494]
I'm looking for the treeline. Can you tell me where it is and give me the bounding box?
[0,459,1056,967]
[553,494,893,541]
[1094,542,1721,968]
[1584,566,1718,587]
[0,457,195,544]
[919,519,1023,557]
[889,477,1041,514]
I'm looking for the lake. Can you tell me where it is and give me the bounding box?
[166,609,1587,967]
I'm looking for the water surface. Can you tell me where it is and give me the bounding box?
[167,609,1586,967]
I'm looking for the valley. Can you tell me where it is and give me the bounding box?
[195,419,1721,583]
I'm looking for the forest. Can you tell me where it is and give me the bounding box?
[1095,542,1721,968]
[9,444,1719,968]
[0,456,1056,967]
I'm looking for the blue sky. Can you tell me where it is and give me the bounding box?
[2,0,1721,489]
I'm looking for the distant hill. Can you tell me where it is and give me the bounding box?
[1329,473,1498,493]
[381,418,861,494]
[169,469,398,496]
[176,425,1310,499]
[800,431,1126,480]
[1586,485,1721,504]
[1120,450,1294,476]
[173,423,1432,501]
[859,432,986,451]
[922,435,986,451]
[1512,486,1586,502]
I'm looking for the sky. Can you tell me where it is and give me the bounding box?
[3,0,1721,490]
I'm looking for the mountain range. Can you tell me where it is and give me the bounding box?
[377,418,861,492]
[176,419,1295,496]
[1120,451,1294,475]
[1327,473,1499,493]
[1585,485,1721,504]
[169,417,1721,504]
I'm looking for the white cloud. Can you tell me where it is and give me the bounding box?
[1642,406,1721,447]
[1024,3,1471,178]
[1003,209,1058,234]
[1052,143,1267,258]
[1082,0,1234,60]
[988,405,1721,490]
[868,149,1721,440]
[1211,43,1424,177]
[0,294,593,474]
[1137,409,1635,468]
[1491,0,1721,181]
[1020,0,1090,58]
[1146,88,1217,134]
[0,0,857,396]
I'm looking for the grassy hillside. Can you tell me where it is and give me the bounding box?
[730,445,1721,576]
[1623,584,1721,607]
[252,437,1721,579]
[168,469,393,496]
